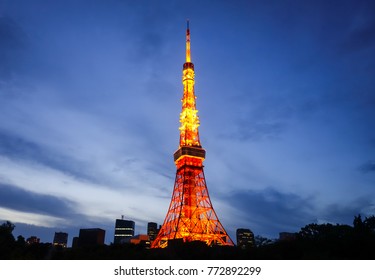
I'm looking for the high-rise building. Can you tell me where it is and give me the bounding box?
[78,228,105,247]
[72,236,79,248]
[236,228,255,249]
[147,222,158,242]
[114,218,135,244]
[152,21,234,248]
[53,232,68,248]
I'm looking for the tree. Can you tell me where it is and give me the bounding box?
[298,223,321,239]
[0,221,16,259]
[364,215,375,233]
[16,235,26,246]
[254,235,273,247]
[0,221,15,234]
[353,214,363,230]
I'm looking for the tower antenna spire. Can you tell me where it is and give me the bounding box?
[186,19,191,63]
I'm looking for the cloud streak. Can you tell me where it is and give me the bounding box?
[0,16,29,81]
[359,161,375,174]
[223,188,315,237]
[0,183,77,218]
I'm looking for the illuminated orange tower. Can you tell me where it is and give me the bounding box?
[152,21,234,248]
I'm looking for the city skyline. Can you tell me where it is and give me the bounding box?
[1,0,375,246]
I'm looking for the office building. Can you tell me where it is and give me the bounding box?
[114,218,135,244]
[53,232,68,248]
[78,228,105,246]
[236,228,255,249]
[147,222,158,242]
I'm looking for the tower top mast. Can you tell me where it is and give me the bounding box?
[179,20,201,149]
[186,19,191,63]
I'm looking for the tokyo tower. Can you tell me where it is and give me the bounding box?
[151,22,234,248]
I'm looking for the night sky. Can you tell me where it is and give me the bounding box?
[1,0,375,245]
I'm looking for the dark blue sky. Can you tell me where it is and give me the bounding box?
[1,0,375,245]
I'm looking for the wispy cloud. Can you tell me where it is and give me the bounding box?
[340,15,375,53]
[0,16,29,82]
[359,160,375,174]
[319,198,375,225]
[222,187,315,237]
[0,183,77,218]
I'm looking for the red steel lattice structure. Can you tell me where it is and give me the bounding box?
[151,22,234,248]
